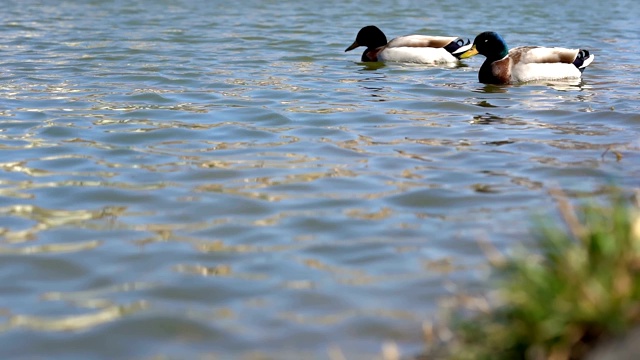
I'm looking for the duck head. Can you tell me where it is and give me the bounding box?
[454,31,509,61]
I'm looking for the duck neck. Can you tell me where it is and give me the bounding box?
[361,49,377,62]
[487,47,509,62]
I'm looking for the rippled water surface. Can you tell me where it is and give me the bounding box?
[1,0,639,358]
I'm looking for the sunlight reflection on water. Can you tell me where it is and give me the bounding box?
[0,0,639,358]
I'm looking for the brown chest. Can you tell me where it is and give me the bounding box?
[490,57,512,84]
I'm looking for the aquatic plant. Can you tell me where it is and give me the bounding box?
[434,190,640,360]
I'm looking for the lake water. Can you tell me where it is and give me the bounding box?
[1,0,639,358]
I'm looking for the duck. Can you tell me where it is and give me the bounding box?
[453,31,594,84]
[345,25,469,64]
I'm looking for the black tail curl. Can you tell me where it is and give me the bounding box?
[573,49,591,72]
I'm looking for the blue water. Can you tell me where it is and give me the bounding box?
[1,0,639,358]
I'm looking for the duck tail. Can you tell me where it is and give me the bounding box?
[445,38,471,58]
[573,50,594,72]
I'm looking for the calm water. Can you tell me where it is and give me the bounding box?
[1,0,639,358]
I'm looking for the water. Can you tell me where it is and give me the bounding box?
[1,0,639,358]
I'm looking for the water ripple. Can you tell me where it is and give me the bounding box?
[0,0,639,358]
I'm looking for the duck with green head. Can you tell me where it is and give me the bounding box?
[345,25,469,65]
[453,31,594,84]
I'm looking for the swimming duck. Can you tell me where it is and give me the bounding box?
[345,25,469,64]
[453,31,594,84]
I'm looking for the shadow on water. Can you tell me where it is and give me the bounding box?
[354,61,467,71]
[472,79,585,94]
[472,84,509,94]
[470,113,527,126]
[356,61,386,71]
[474,100,499,108]
[361,85,387,101]
[523,79,586,92]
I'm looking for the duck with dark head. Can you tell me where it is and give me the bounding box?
[345,25,469,65]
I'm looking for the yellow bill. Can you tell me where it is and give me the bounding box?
[458,44,479,59]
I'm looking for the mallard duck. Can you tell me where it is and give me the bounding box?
[345,25,469,64]
[453,31,594,84]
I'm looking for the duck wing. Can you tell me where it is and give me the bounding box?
[509,46,581,64]
[386,35,460,49]
[507,46,594,82]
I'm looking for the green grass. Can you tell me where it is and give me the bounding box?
[438,191,640,360]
